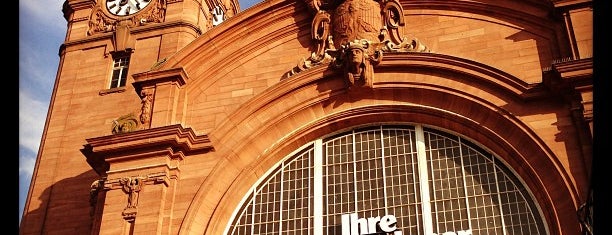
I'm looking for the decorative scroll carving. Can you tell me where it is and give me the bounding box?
[88,6,116,34]
[139,88,154,129]
[140,0,167,25]
[112,113,140,134]
[286,0,430,88]
[88,0,167,35]
[110,88,155,135]
[119,177,145,221]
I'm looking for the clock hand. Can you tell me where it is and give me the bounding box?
[113,5,123,15]
[128,0,141,10]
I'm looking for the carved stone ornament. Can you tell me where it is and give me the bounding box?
[112,113,140,134]
[139,88,154,128]
[119,177,144,221]
[88,0,167,35]
[111,88,154,135]
[287,0,430,88]
[89,178,106,217]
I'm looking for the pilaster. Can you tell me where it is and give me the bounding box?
[82,124,213,235]
[62,0,98,41]
[545,58,593,137]
[543,57,593,216]
[132,68,189,129]
[553,0,593,59]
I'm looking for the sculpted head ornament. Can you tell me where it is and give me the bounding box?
[287,0,430,88]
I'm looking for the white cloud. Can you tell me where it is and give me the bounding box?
[19,92,48,155]
[19,41,51,87]
[19,0,66,32]
[19,154,37,178]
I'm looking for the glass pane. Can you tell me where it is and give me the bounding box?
[323,134,355,234]
[110,70,120,88]
[383,128,422,235]
[282,151,314,235]
[227,125,546,235]
[424,130,470,234]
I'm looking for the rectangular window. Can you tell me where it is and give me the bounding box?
[110,56,130,88]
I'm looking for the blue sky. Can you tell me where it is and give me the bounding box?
[19,0,260,225]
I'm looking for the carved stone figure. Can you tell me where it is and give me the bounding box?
[336,39,381,88]
[120,177,144,221]
[139,89,154,128]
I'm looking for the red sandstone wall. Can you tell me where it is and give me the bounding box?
[21,0,591,234]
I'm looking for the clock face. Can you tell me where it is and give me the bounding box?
[106,0,152,16]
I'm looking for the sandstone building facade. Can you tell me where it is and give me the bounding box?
[20,0,593,234]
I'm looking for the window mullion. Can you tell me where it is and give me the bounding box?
[313,139,323,235]
[352,131,359,215]
[250,188,255,235]
[380,126,389,214]
[415,125,433,235]
[279,163,284,234]
[459,137,473,231]
[492,155,508,235]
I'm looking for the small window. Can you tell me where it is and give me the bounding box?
[110,55,130,89]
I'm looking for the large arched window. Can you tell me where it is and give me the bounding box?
[226,124,547,235]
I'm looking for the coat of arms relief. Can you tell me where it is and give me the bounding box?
[287,0,430,88]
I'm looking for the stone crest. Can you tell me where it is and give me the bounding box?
[287,0,430,88]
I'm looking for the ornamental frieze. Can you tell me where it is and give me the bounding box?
[88,0,167,35]
[287,0,430,88]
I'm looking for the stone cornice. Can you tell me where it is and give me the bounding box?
[59,20,201,55]
[551,57,593,83]
[552,0,592,8]
[85,124,212,154]
[82,124,214,175]
[132,67,189,93]
[543,57,593,95]
[130,20,203,37]
[62,0,96,21]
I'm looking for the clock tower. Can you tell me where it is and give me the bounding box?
[20,0,238,234]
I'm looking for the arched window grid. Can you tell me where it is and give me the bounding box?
[225,124,548,235]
